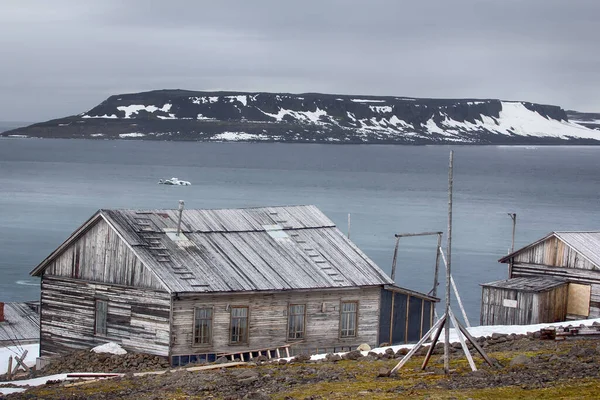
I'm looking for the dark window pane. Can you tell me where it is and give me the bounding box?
[95,300,107,336]
[194,307,213,344]
[340,301,357,338]
[288,304,305,340]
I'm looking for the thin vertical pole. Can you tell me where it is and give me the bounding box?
[444,150,454,374]
[347,213,351,239]
[390,236,401,282]
[432,233,442,297]
[176,200,185,236]
[510,213,516,254]
[508,213,516,277]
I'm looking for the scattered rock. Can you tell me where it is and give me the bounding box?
[510,354,531,366]
[291,354,312,363]
[377,367,391,377]
[342,350,363,360]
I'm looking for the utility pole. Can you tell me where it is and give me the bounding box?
[444,150,454,374]
[508,213,516,277]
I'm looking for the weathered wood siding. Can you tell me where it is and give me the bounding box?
[480,284,568,325]
[512,263,600,318]
[40,275,170,357]
[171,287,380,356]
[45,218,164,290]
[514,237,596,270]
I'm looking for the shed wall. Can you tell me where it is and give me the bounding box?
[480,284,568,325]
[171,287,380,356]
[45,218,164,290]
[512,263,600,318]
[40,275,170,357]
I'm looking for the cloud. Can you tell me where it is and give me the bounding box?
[0,0,598,121]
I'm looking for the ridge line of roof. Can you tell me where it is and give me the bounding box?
[100,204,318,212]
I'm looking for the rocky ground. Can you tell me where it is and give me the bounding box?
[2,329,600,399]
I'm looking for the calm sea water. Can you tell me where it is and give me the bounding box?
[1,138,600,324]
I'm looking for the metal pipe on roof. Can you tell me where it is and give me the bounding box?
[176,200,185,236]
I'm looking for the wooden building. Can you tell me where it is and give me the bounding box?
[480,277,568,325]
[30,205,437,365]
[0,301,40,346]
[481,231,600,325]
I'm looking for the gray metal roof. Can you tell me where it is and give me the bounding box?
[499,231,600,268]
[100,205,395,293]
[481,276,567,292]
[0,302,40,343]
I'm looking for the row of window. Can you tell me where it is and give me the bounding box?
[193,301,358,345]
[94,299,359,345]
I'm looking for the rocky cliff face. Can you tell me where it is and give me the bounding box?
[3,89,599,144]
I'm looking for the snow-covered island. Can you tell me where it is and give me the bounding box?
[2,90,599,144]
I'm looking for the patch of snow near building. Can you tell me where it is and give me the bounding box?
[370,105,393,113]
[350,99,386,103]
[91,342,127,355]
[0,343,38,375]
[212,132,269,141]
[225,95,247,106]
[82,114,118,119]
[261,107,328,123]
[90,133,104,137]
[117,104,171,118]
[119,132,146,138]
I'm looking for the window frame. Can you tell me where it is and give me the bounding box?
[339,300,358,339]
[287,303,306,341]
[192,306,214,346]
[94,299,108,336]
[229,306,249,345]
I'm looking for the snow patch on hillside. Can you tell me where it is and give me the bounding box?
[116,104,172,118]
[82,114,118,119]
[225,95,247,106]
[211,132,269,141]
[190,96,219,104]
[260,107,327,123]
[119,132,146,138]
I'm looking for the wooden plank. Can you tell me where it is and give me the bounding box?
[567,283,591,317]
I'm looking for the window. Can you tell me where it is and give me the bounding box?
[193,307,213,345]
[230,306,248,344]
[287,304,306,340]
[340,301,357,338]
[95,299,107,336]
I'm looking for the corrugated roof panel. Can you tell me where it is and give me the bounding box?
[0,302,40,342]
[101,205,393,293]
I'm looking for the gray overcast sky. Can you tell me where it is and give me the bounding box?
[1,0,599,121]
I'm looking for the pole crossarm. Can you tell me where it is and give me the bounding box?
[394,231,443,238]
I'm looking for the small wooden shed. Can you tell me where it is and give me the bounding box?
[481,231,600,325]
[480,277,568,325]
[30,205,437,365]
